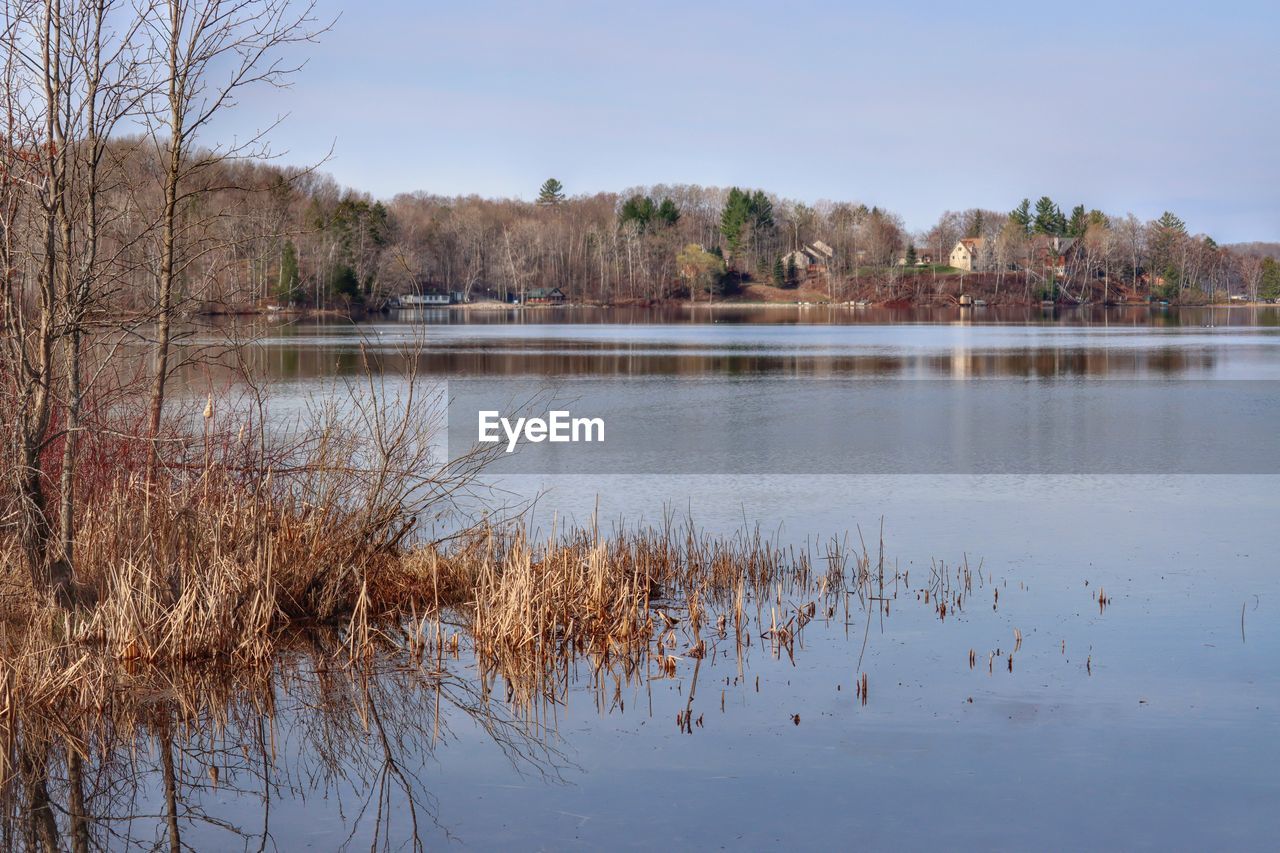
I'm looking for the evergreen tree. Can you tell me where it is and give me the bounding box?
[905,243,918,266]
[1260,257,1280,300]
[619,194,657,230]
[1033,196,1064,236]
[537,178,565,205]
[328,198,389,261]
[656,198,681,226]
[772,256,785,287]
[720,188,748,258]
[1156,211,1186,234]
[324,198,389,295]
[786,255,799,288]
[720,188,776,265]
[276,239,301,302]
[1009,199,1032,235]
[720,188,753,260]
[1067,204,1088,238]
[331,264,360,300]
[966,210,985,238]
[1150,212,1187,259]
[749,190,774,229]
[1148,212,1188,295]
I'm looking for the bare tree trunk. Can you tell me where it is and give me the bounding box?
[160,724,183,852]
[21,0,71,604]
[68,748,90,853]
[147,0,183,484]
[21,742,61,853]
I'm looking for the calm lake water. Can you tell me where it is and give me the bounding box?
[153,306,1279,849]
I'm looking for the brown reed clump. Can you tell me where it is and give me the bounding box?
[0,461,837,712]
[0,469,405,666]
[391,520,838,707]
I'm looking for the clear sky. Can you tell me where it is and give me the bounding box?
[212,0,1280,242]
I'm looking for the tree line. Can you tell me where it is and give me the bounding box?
[80,163,1275,310]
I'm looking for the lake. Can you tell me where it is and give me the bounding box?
[129,307,1280,848]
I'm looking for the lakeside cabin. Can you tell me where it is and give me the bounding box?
[399,291,463,307]
[518,287,567,305]
[780,240,835,276]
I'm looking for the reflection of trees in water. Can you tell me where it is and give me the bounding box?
[0,635,563,851]
[209,342,1222,382]
[921,346,1215,378]
[185,305,1262,383]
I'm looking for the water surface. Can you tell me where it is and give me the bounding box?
[145,306,1280,849]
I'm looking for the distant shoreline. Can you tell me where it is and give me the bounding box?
[190,299,1280,323]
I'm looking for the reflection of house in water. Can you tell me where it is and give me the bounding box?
[950,329,973,378]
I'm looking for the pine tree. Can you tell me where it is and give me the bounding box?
[967,210,985,238]
[786,255,799,287]
[749,190,774,229]
[1260,257,1280,300]
[537,178,565,205]
[619,194,656,230]
[1156,211,1186,234]
[331,264,360,300]
[720,188,751,260]
[1067,204,1088,238]
[772,256,785,287]
[276,239,301,302]
[656,198,681,226]
[1033,196,1063,235]
[1009,199,1032,235]
[1149,212,1188,295]
[905,244,918,266]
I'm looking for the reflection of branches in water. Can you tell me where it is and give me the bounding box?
[0,638,566,851]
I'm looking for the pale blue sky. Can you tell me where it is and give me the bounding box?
[213,0,1280,241]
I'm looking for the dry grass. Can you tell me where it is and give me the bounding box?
[0,466,892,717]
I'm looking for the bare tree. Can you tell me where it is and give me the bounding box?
[143,0,324,481]
[0,0,148,603]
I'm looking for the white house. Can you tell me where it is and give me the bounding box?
[950,238,984,271]
[400,290,466,306]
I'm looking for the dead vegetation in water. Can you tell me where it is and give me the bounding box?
[0,473,971,721]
